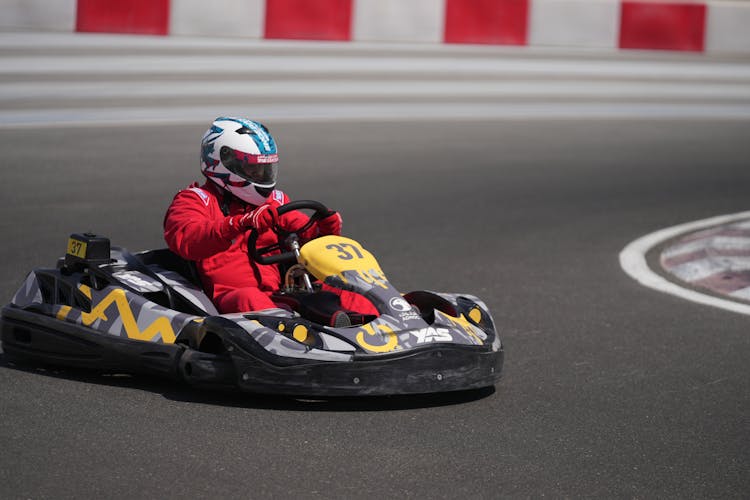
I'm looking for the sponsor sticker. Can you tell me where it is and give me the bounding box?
[412,327,453,344]
[113,271,164,293]
[255,154,278,164]
[389,296,421,321]
[273,190,285,205]
[389,297,411,312]
[189,187,210,207]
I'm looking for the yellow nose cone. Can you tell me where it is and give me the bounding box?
[299,235,385,283]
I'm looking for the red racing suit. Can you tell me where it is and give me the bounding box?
[164,181,377,316]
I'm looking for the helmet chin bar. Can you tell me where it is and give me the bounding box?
[226,181,274,206]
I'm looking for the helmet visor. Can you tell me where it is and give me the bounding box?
[221,148,279,186]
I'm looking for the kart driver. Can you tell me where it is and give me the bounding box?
[164,116,377,324]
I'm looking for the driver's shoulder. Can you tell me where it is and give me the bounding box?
[171,182,220,210]
[269,189,289,207]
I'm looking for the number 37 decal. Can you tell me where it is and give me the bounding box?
[325,243,364,260]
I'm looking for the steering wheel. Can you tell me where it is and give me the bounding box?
[247,200,332,265]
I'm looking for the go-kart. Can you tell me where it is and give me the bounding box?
[0,201,503,396]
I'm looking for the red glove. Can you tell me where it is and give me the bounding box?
[318,211,343,236]
[238,204,278,233]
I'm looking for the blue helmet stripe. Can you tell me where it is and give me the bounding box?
[216,116,277,155]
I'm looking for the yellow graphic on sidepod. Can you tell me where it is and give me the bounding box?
[56,284,177,343]
[356,323,398,353]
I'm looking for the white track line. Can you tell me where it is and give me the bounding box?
[3,80,750,101]
[2,102,750,129]
[4,55,750,81]
[619,211,750,316]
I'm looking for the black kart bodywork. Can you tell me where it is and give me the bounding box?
[1,208,503,396]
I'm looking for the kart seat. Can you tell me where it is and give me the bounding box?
[135,248,218,316]
[137,248,202,288]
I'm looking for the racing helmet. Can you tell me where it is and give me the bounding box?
[200,117,279,206]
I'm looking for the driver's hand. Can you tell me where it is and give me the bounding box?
[239,204,278,233]
[318,210,343,236]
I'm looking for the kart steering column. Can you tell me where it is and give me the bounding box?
[285,234,314,292]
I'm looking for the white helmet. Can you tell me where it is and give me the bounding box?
[200,117,279,206]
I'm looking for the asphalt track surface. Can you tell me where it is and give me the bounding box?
[2,32,750,500]
[1,118,749,499]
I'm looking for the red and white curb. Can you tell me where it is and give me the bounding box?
[661,219,750,300]
[3,0,750,53]
[620,211,750,316]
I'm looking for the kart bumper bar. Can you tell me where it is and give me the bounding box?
[182,343,504,397]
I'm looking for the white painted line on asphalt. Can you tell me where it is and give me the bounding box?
[3,102,750,128]
[4,55,750,81]
[3,80,750,101]
[619,211,750,316]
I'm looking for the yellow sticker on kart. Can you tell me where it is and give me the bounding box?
[299,235,385,282]
[67,238,87,258]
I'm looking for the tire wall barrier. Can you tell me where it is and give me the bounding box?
[1,0,749,53]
